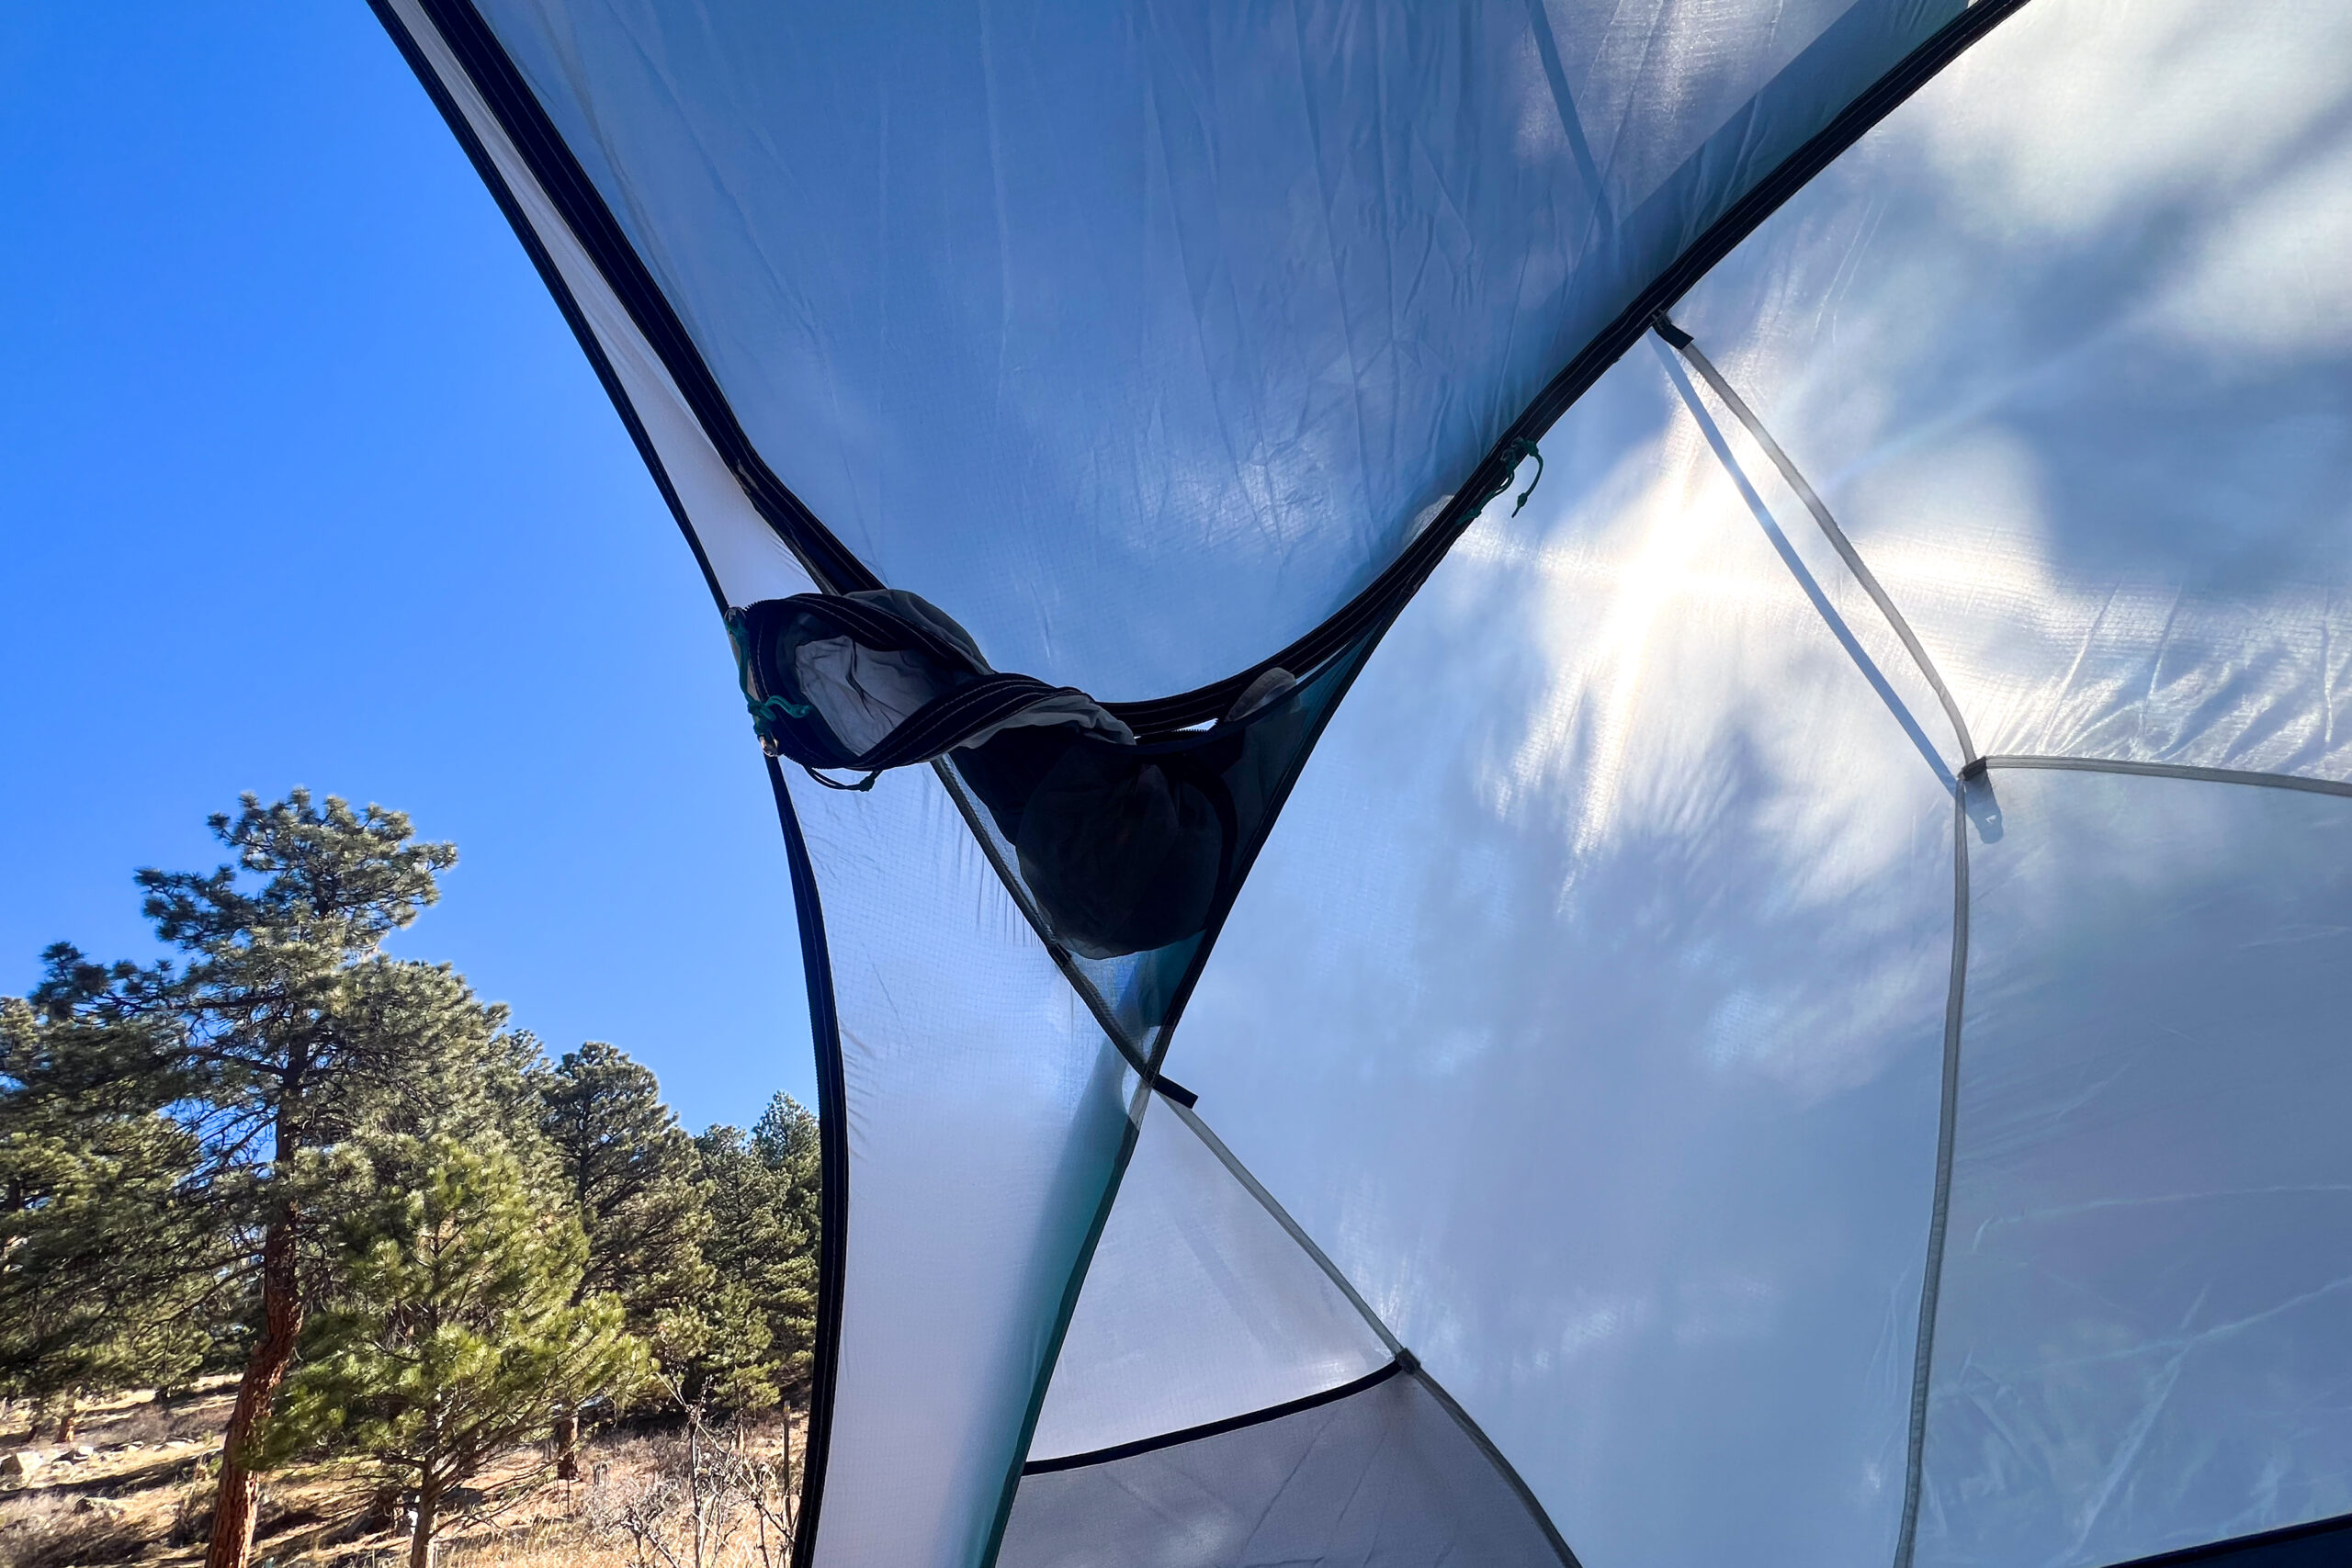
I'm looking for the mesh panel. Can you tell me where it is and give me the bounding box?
[1005,1368,1565,1568]
[1032,1100,1391,1464]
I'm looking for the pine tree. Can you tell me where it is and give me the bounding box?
[47,790,490,1568]
[534,1043,711,1328]
[0,992,215,1435]
[695,1094,820,1408]
[750,1094,820,1402]
[534,1041,708,1468]
[265,1134,646,1568]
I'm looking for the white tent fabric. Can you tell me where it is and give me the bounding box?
[1668,0,2352,784]
[785,762,1140,1568]
[369,0,2352,1563]
[1179,340,1962,1568]
[1926,763,2352,1566]
[380,0,815,609]
[435,0,1973,697]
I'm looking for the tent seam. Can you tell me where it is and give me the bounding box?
[929,761,1156,1077]
[1022,1358,1408,1474]
[1655,338,1957,792]
[1409,1367,1585,1568]
[1977,755,2352,799]
[1163,1100,1405,1358]
[1895,770,1973,1567]
[1656,318,1977,764]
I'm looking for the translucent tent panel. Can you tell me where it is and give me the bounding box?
[1004,1366,1566,1568]
[784,764,1138,1568]
[1170,343,1960,1568]
[379,0,814,609]
[1670,0,2352,782]
[464,0,1972,697]
[363,3,2352,1567]
[1031,1097,1391,1465]
[1917,764,2352,1568]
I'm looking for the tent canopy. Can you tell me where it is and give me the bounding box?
[374,1,2352,1564]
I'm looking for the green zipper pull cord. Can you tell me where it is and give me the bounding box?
[1506,438,1544,514]
[725,610,812,749]
[1470,437,1544,518]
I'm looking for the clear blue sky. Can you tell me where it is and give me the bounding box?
[0,6,816,1131]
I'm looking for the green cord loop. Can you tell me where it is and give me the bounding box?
[1505,438,1544,514]
[725,610,812,746]
[1471,437,1544,517]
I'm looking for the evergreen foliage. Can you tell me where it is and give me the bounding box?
[265,1134,647,1568]
[0,789,825,1563]
[0,990,215,1434]
[535,1041,712,1331]
[696,1095,821,1406]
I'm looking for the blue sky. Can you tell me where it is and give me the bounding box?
[0,6,815,1130]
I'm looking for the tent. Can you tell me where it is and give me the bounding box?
[368,2,2352,1563]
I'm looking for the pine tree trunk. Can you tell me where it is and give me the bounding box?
[552,1409,580,1482]
[408,1480,441,1568]
[206,1212,302,1568]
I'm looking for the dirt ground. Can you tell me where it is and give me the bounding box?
[0,1386,804,1568]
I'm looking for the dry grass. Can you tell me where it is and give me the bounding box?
[0,1393,804,1568]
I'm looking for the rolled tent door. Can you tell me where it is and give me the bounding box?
[367,0,2352,1564]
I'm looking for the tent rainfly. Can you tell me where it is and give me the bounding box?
[371,2,2352,1564]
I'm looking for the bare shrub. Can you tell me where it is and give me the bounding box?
[167,1481,214,1548]
[579,1409,799,1568]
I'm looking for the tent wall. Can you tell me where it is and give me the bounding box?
[1005,1365,1568,1568]
[1172,339,1962,1568]
[1917,763,2352,1567]
[1026,1095,1392,1465]
[1671,0,2352,784]
[426,0,1977,698]
[782,763,1139,1568]
[366,0,2352,1564]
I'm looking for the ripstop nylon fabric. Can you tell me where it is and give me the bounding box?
[460,0,1965,698]
[367,0,2352,1564]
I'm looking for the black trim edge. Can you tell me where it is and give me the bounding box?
[409,0,878,595]
[765,758,850,1568]
[2102,1510,2352,1568]
[1103,0,2035,736]
[365,0,729,616]
[1021,1358,1406,1475]
[368,17,847,1547]
[1149,1075,1198,1109]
